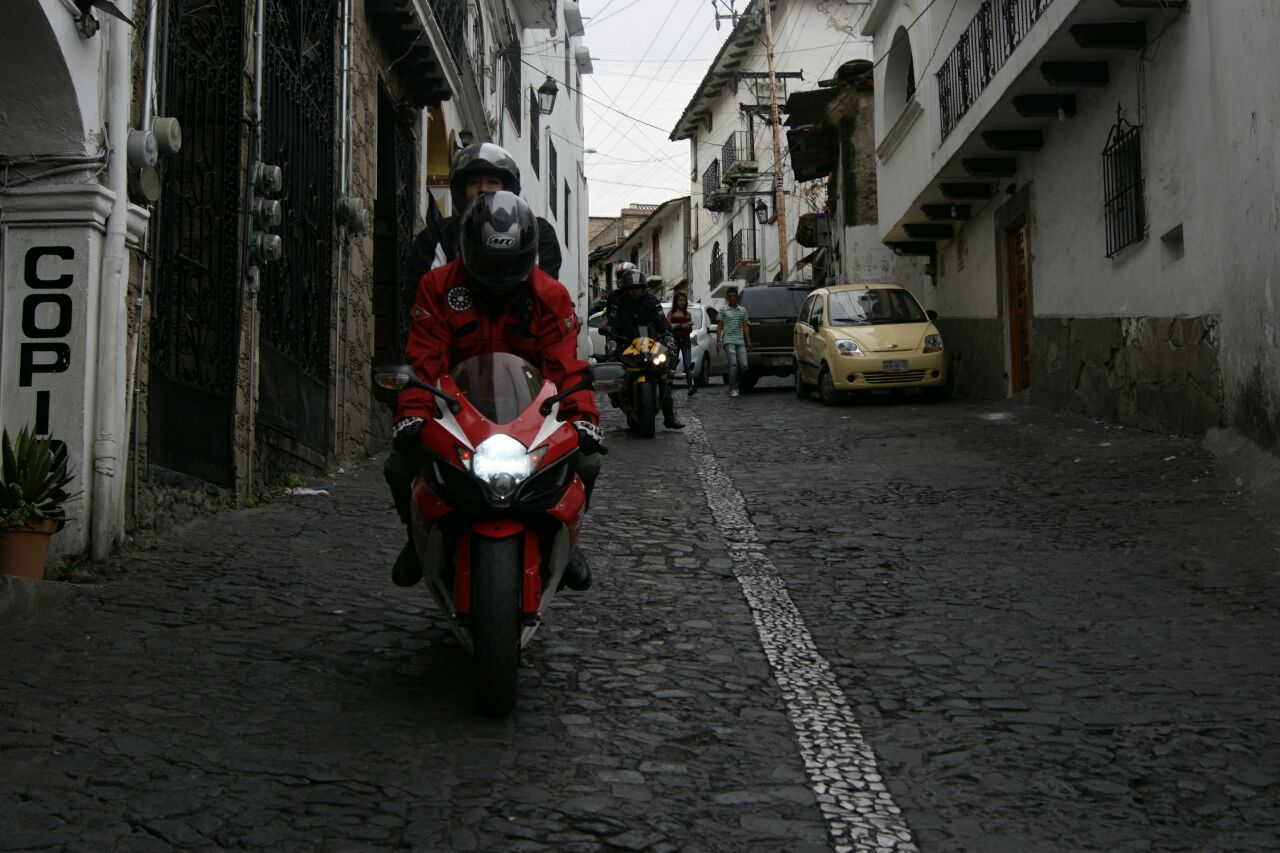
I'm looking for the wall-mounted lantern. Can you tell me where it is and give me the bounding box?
[753,198,770,225]
[537,75,559,115]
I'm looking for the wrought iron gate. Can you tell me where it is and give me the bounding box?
[149,0,246,485]
[372,87,419,366]
[257,0,337,457]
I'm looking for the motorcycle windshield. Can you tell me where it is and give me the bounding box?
[451,353,544,425]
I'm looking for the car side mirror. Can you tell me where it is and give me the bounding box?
[589,362,626,393]
[706,308,718,324]
[927,309,939,321]
[596,326,609,337]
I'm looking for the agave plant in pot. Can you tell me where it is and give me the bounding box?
[0,427,77,580]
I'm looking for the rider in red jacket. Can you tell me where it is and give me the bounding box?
[385,191,602,589]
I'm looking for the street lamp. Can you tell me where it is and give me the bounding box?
[537,75,559,115]
[458,130,474,147]
[753,198,769,225]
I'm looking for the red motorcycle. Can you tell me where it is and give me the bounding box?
[374,353,623,716]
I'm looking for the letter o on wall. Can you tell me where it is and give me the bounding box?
[22,293,73,338]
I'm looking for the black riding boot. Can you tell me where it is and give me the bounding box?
[559,547,593,591]
[662,397,685,429]
[391,527,422,587]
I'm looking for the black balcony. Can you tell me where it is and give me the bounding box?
[722,131,757,182]
[936,0,1056,140]
[702,159,729,211]
[710,248,725,288]
[728,228,759,282]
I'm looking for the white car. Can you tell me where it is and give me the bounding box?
[662,301,726,386]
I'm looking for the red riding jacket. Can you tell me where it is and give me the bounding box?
[395,261,598,426]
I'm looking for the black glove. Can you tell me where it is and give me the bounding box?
[392,417,425,454]
[574,420,607,455]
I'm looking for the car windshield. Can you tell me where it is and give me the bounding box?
[451,352,544,424]
[741,287,810,319]
[828,289,927,326]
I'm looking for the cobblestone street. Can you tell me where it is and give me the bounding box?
[3,382,1279,851]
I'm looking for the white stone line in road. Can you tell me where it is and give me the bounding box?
[684,414,919,853]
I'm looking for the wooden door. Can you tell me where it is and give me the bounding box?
[1005,220,1032,393]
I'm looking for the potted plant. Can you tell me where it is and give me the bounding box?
[0,427,76,580]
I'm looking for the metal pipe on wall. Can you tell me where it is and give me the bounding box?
[245,0,267,498]
[90,0,136,560]
[332,0,353,459]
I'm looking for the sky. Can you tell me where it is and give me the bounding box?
[578,0,728,217]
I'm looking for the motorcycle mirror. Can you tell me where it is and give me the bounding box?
[589,362,626,394]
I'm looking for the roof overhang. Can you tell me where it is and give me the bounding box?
[670,1,765,140]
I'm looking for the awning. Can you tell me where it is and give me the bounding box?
[786,127,836,182]
[782,88,837,128]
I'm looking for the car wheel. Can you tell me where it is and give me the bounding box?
[794,366,811,400]
[817,365,839,406]
[697,356,710,387]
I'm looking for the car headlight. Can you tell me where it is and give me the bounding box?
[923,334,943,353]
[467,435,536,499]
[835,339,864,357]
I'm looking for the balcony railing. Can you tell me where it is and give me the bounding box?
[709,249,725,288]
[722,131,757,181]
[728,228,758,270]
[702,159,728,211]
[433,0,476,85]
[936,0,1056,140]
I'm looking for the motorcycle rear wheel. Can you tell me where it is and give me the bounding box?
[471,535,521,717]
[638,381,657,438]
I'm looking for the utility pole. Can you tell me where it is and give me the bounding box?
[760,0,789,279]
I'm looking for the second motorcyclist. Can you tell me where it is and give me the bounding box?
[603,264,684,430]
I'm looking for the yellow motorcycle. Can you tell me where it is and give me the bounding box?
[612,325,670,438]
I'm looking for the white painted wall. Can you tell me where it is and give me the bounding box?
[601,199,688,300]
[685,0,872,298]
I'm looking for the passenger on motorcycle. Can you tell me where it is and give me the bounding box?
[384,191,601,590]
[602,265,684,430]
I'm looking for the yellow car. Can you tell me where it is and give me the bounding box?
[793,283,952,405]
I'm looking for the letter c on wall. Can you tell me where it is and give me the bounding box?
[24,246,75,288]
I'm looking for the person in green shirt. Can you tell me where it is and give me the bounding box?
[715,286,752,397]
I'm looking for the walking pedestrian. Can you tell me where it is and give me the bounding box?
[715,286,751,397]
[667,291,696,395]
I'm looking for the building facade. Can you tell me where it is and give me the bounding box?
[671,0,919,306]
[0,0,592,561]
[598,197,691,303]
[862,0,1280,446]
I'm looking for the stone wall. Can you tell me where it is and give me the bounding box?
[1031,315,1224,436]
[935,317,1006,401]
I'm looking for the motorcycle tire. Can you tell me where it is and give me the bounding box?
[471,535,521,717]
[638,381,657,438]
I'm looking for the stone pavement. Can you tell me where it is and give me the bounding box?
[1,379,1278,851]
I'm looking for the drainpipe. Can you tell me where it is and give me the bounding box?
[245,0,266,497]
[333,0,353,459]
[127,0,161,523]
[91,0,136,560]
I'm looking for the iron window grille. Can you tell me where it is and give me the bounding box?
[504,42,521,134]
[936,0,1056,140]
[729,227,758,270]
[1102,113,1145,257]
[710,245,725,288]
[529,87,541,176]
[721,130,755,180]
[548,138,558,217]
[433,0,468,82]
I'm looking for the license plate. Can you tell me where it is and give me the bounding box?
[766,355,792,366]
[882,359,909,372]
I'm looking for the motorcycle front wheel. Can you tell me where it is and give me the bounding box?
[471,535,521,717]
[637,380,657,438]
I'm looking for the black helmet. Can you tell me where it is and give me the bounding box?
[459,191,539,298]
[619,266,645,291]
[450,142,521,211]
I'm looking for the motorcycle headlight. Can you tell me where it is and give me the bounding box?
[468,435,535,498]
[652,352,667,366]
[835,339,864,357]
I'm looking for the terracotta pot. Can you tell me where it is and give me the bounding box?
[0,519,58,580]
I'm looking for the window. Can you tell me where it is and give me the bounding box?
[1103,114,1145,257]
[504,43,521,135]
[739,287,811,321]
[885,26,915,117]
[548,138,558,217]
[799,294,817,327]
[564,36,571,105]
[828,288,926,325]
[564,180,571,247]
[529,88,541,176]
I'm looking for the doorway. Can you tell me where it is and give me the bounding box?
[1004,218,1032,394]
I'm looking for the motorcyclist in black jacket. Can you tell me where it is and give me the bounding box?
[603,264,684,430]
